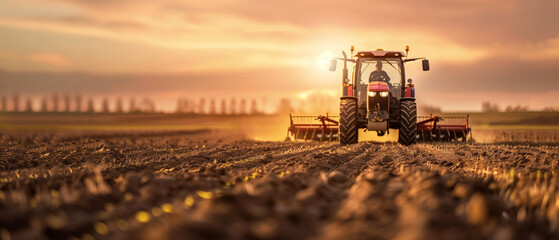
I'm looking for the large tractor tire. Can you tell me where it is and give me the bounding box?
[398,100,417,146]
[339,98,358,145]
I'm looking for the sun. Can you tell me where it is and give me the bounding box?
[315,51,334,70]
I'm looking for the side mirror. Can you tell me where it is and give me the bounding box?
[329,59,337,71]
[422,59,430,71]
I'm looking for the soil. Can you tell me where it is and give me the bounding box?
[1,129,559,240]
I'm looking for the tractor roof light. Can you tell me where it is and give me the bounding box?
[405,45,410,57]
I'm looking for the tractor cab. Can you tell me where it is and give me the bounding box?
[353,51,406,127]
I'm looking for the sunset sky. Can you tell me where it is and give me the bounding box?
[1,0,559,112]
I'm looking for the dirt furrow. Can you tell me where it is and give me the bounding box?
[2,130,559,240]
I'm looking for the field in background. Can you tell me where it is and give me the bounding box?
[1,111,559,143]
[443,111,559,144]
[0,113,288,142]
[443,111,559,126]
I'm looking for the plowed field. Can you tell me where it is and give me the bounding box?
[2,129,559,240]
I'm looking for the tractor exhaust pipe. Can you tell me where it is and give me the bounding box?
[342,51,348,81]
[330,48,356,97]
[341,51,353,97]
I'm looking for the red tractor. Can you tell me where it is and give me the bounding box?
[287,46,470,145]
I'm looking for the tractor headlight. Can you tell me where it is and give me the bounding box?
[368,92,377,97]
[379,91,389,97]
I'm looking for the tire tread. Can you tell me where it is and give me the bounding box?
[339,98,358,145]
[398,101,417,146]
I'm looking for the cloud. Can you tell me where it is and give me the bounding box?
[0,51,72,68]
[66,0,556,45]
[1,0,557,68]
[2,54,558,109]
[421,57,559,93]
[0,67,329,95]
[26,53,72,67]
[5,0,556,49]
[10,0,559,62]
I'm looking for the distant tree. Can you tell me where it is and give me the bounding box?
[277,98,293,114]
[175,99,184,113]
[188,99,195,113]
[240,99,247,115]
[40,97,48,112]
[221,99,227,115]
[250,99,258,115]
[230,99,237,115]
[295,90,338,114]
[0,96,6,112]
[209,99,216,114]
[12,94,20,112]
[52,94,60,112]
[198,98,206,114]
[187,99,195,113]
[115,98,123,113]
[307,94,336,114]
[185,99,191,113]
[75,94,83,112]
[506,105,529,112]
[139,98,156,113]
[24,98,33,112]
[87,98,95,113]
[175,98,193,113]
[129,98,136,113]
[64,94,71,112]
[101,98,110,113]
[482,101,500,112]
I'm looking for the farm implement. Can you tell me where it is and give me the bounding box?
[287,114,471,142]
[287,114,339,141]
[287,45,471,145]
[416,115,471,142]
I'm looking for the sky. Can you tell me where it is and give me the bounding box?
[0,0,558,112]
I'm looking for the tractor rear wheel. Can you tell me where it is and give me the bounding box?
[398,100,417,145]
[339,98,358,145]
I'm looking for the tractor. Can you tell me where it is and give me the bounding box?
[333,46,426,145]
[286,46,470,145]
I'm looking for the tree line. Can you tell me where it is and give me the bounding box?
[176,98,261,115]
[0,94,263,114]
[0,94,156,113]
